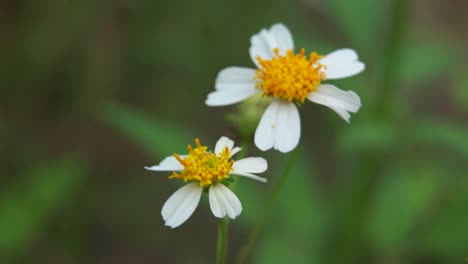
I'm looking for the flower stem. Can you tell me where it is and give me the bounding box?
[216,217,229,264]
[235,147,299,264]
[215,139,250,264]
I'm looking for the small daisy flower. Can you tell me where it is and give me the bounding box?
[206,23,365,153]
[145,136,267,228]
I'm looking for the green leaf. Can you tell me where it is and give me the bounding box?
[326,0,385,52]
[367,164,442,250]
[276,153,323,233]
[398,35,460,84]
[243,152,324,263]
[419,178,468,261]
[99,103,192,157]
[409,119,468,159]
[336,116,398,155]
[254,235,318,264]
[452,68,468,112]
[0,157,86,253]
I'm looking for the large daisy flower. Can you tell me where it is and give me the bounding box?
[206,23,365,153]
[145,136,267,228]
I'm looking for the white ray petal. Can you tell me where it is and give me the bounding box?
[144,155,186,171]
[254,101,280,151]
[161,183,203,228]
[207,65,258,107]
[321,49,358,64]
[229,171,267,183]
[249,23,294,68]
[249,29,276,66]
[273,102,301,152]
[206,87,258,106]
[208,185,224,218]
[215,66,255,90]
[209,184,242,219]
[215,136,235,155]
[307,84,361,122]
[269,23,294,54]
[254,100,301,153]
[233,157,268,173]
[230,147,242,156]
[319,48,365,79]
[215,67,256,90]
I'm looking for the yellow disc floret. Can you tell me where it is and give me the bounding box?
[255,48,326,103]
[170,138,234,187]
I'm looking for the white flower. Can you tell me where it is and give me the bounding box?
[206,23,365,153]
[145,136,267,228]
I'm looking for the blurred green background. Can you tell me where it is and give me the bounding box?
[1,0,467,263]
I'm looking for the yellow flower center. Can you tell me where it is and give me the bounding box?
[170,138,234,187]
[255,48,326,103]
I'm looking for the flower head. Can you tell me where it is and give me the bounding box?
[206,23,365,153]
[170,138,234,187]
[255,48,325,103]
[145,136,267,228]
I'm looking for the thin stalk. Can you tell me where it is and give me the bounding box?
[235,147,299,264]
[215,139,249,264]
[216,217,229,264]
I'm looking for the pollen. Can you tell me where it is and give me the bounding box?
[255,48,326,103]
[169,138,234,187]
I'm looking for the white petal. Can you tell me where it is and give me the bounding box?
[144,155,185,171]
[205,87,258,106]
[307,84,361,123]
[319,48,365,79]
[229,171,267,183]
[215,136,235,155]
[207,66,258,107]
[209,185,224,217]
[269,23,294,54]
[230,147,242,156]
[209,184,242,219]
[254,102,279,151]
[233,157,268,173]
[321,49,358,64]
[161,183,203,228]
[254,100,301,153]
[215,67,256,90]
[249,29,276,65]
[249,23,294,67]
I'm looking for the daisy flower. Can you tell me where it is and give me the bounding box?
[206,23,365,153]
[145,136,267,228]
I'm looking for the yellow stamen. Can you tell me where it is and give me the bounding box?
[170,138,234,187]
[255,48,326,103]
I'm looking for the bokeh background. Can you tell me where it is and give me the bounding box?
[1,0,468,263]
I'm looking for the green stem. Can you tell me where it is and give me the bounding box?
[216,217,229,264]
[215,139,250,264]
[235,147,299,264]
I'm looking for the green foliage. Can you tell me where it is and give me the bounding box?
[327,0,385,53]
[2,0,467,263]
[255,236,312,264]
[398,36,460,84]
[368,165,442,250]
[409,119,468,159]
[337,116,398,155]
[0,157,86,253]
[100,103,192,157]
[246,153,324,263]
[420,178,468,261]
[453,69,468,111]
